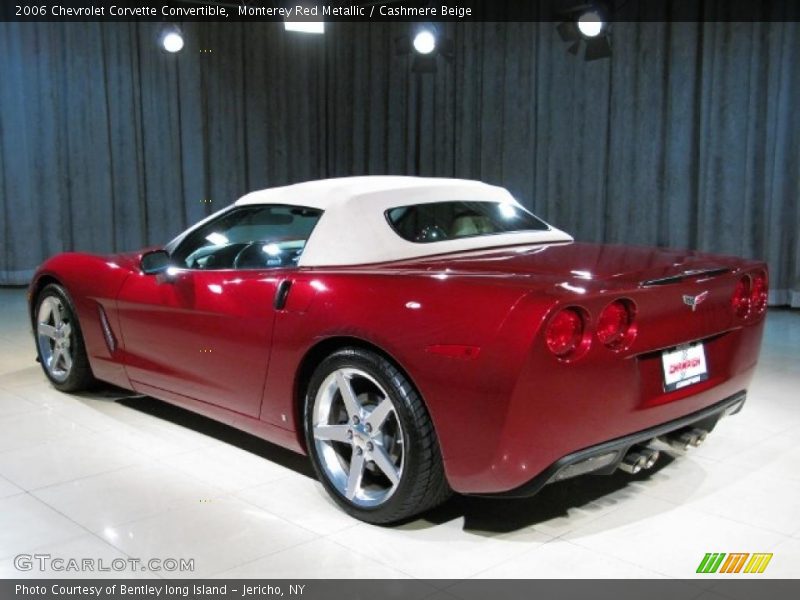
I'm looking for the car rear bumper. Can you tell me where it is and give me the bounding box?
[471,390,747,498]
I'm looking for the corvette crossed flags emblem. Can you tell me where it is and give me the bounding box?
[683,291,710,312]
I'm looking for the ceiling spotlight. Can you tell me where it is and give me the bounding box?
[395,26,453,73]
[284,21,325,34]
[413,30,436,54]
[576,11,604,38]
[159,28,184,53]
[556,4,612,61]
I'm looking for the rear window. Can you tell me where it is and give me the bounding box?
[386,201,549,244]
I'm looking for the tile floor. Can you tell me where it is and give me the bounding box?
[0,287,798,580]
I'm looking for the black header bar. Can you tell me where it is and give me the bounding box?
[3,0,800,23]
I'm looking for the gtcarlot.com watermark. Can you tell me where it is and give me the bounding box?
[14,554,194,574]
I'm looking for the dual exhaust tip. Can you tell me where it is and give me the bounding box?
[619,446,660,475]
[664,428,708,451]
[619,428,708,475]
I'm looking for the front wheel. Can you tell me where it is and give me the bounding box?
[304,347,451,524]
[34,283,96,392]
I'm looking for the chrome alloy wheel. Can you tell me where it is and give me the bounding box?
[312,367,405,507]
[36,296,74,383]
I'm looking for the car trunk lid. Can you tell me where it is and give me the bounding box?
[388,241,740,290]
[387,241,763,354]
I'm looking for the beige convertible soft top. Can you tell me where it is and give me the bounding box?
[233,176,573,267]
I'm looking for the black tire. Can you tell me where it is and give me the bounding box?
[304,347,451,524]
[33,283,96,392]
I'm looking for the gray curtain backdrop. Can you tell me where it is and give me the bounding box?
[1,21,798,305]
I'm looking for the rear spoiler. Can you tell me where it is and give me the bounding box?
[639,267,730,287]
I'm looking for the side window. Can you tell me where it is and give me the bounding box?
[171,205,323,270]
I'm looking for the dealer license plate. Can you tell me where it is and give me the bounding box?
[661,343,709,392]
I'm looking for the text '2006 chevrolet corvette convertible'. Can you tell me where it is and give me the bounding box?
[29,176,766,523]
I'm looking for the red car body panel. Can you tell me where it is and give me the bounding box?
[115,269,280,418]
[29,241,766,495]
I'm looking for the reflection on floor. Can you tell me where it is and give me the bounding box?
[1,287,799,582]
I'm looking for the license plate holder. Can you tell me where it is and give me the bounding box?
[661,343,709,392]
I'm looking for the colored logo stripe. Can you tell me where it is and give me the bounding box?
[720,553,749,573]
[697,553,726,573]
[696,552,773,574]
[744,553,773,574]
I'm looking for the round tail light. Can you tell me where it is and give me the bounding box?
[731,276,751,319]
[750,271,768,315]
[546,308,586,358]
[597,299,636,349]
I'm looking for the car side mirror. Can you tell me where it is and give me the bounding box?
[140,250,172,275]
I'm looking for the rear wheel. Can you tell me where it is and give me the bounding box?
[304,347,450,524]
[34,284,96,392]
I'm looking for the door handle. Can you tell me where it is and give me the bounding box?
[274,279,293,310]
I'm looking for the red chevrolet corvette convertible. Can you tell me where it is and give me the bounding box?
[29,176,766,523]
